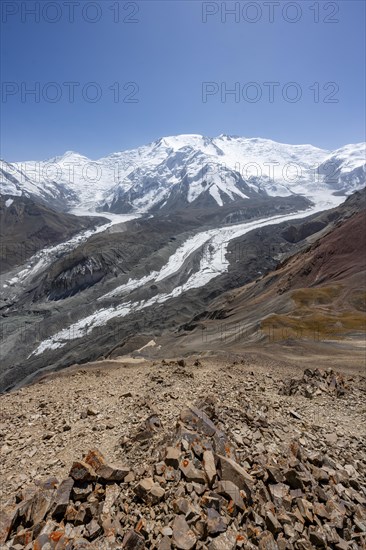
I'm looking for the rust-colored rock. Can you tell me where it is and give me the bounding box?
[84,449,129,482]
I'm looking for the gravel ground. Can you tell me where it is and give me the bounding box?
[1,354,365,504]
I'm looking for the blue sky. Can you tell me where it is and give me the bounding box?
[1,0,365,160]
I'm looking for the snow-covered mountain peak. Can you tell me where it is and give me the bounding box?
[63,150,83,157]
[1,135,365,215]
[149,135,219,157]
[157,134,206,147]
[322,143,365,170]
[217,134,241,140]
[47,151,90,164]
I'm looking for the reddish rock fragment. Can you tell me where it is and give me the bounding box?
[84,449,129,482]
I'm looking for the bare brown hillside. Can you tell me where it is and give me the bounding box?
[173,210,366,352]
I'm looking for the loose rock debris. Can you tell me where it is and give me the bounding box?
[0,396,365,549]
[279,368,348,399]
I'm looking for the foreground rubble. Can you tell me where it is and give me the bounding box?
[1,392,365,549]
[0,359,365,549]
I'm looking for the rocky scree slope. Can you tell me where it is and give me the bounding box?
[0,361,365,549]
[1,359,366,550]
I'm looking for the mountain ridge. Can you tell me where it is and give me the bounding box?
[1,135,365,215]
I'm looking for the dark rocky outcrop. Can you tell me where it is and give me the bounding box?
[280,368,347,399]
[0,196,106,274]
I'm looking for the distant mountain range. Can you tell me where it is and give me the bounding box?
[1,135,365,214]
